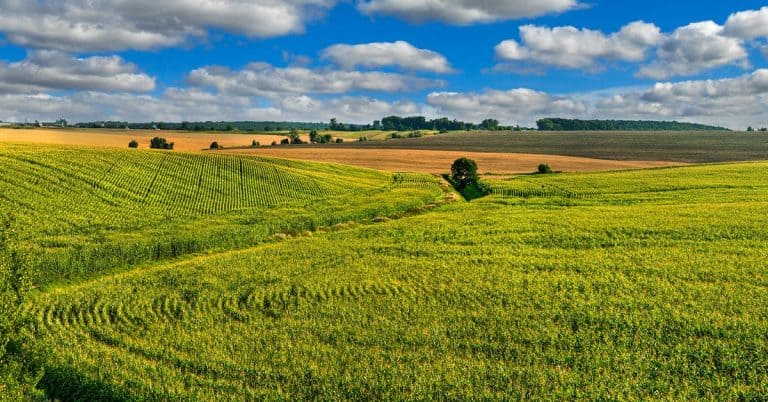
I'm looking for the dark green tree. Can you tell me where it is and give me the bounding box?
[150,137,174,150]
[538,163,553,174]
[210,141,220,150]
[128,140,139,148]
[451,158,479,189]
[288,130,303,144]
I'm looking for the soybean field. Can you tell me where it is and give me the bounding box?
[0,143,445,286]
[5,143,766,400]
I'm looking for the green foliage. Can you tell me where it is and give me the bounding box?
[538,163,553,174]
[536,118,728,131]
[0,214,43,400]
[289,130,304,145]
[335,138,344,144]
[451,157,479,189]
[149,137,174,150]
[0,143,443,287]
[209,141,220,150]
[280,138,290,145]
[128,140,139,149]
[251,140,260,147]
[21,162,768,400]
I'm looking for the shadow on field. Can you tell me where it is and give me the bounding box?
[39,366,137,402]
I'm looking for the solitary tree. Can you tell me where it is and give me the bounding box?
[451,158,479,189]
[210,141,220,150]
[538,163,553,174]
[128,140,139,148]
[309,130,319,143]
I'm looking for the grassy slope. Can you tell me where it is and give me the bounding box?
[26,162,768,400]
[333,130,768,163]
[0,143,444,286]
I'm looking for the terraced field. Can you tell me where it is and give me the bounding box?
[0,143,445,285]
[13,155,768,400]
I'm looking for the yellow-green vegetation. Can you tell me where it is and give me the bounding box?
[0,143,444,286]
[15,154,768,400]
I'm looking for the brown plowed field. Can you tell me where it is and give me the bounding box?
[222,147,683,174]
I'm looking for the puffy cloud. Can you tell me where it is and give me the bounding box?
[357,0,580,25]
[321,41,453,73]
[0,89,426,125]
[596,69,768,128]
[427,88,587,125]
[495,21,662,69]
[724,6,768,39]
[187,63,442,97]
[0,0,336,52]
[0,51,155,93]
[638,21,748,79]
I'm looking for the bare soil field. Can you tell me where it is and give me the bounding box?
[222,147,683,174]
[0,128,289,151]
[334,130,768,163]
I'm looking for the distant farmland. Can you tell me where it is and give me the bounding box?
[333,130,768,163]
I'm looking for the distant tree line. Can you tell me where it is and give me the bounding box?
[74,121,328,132]
[536,118,729,131]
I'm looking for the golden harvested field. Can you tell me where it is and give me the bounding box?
[0,128,290,151]
[0,128,683,174]
[222,147,683,174]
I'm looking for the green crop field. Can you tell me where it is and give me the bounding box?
[0,143,445,286]
[3,143,768,400]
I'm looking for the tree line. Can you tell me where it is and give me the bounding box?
[536,118,729,131]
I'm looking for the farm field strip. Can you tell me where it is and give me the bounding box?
[0,143,446,286]
[223,147,682,174]
[22,160,768,400]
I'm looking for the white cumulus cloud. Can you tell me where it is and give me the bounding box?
[427,88,587,126]
[495,21,662,69]
[0,51,155,93]
[187,63,442,97]
[357,0,580,25]
[639,21,749,79]
[321,41,453,73]
[724,6,768,39]
[0,0,337,52]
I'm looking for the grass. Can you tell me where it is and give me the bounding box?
[0,143,445,286]
[13,151,768,399]
[333,130,768,163]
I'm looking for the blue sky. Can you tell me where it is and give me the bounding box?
[0,1,767,129]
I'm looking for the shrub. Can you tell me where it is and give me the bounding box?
[335,138,344,143]
[280,138,290,145]
[538,163,553,174]
[451,158,478,189]
[408,131,423,138]
[271,141,278,147]
[210,142,220,150]
[128,140,139,148]
[358,137,368,142]
[251,140,260,147]
[150,137,174,150]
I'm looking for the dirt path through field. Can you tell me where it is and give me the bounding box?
[223,147,684,174]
